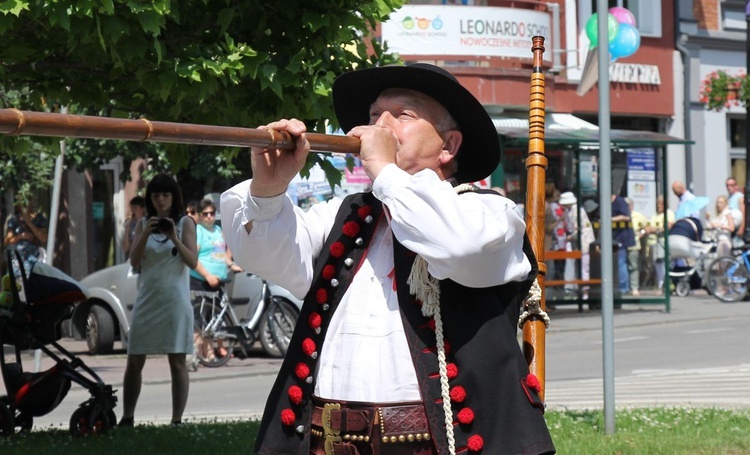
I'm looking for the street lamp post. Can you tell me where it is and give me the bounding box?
[745,0,750,243]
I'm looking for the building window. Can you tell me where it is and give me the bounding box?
[722,1,747,31]
[730,117,746,149]
[731,159,747,188]
[588,0,662,38]
[678,0,692,20]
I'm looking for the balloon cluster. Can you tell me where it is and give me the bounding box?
[585,7,640,61]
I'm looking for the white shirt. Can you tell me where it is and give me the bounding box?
[221,164,531,402]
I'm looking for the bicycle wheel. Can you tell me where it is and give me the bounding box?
[706,257,748,302]
[193,301,236,367]
[259,297,299,358]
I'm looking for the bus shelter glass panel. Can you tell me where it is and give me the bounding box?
[499,145,672,309]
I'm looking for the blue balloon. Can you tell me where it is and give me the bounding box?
[609,23,640,59]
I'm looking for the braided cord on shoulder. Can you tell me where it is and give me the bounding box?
[405,183,478,454]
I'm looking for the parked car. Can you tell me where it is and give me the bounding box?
[64,262,302,357]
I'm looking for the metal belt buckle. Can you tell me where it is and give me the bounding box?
[322,403,342,455]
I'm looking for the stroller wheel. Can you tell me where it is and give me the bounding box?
[15,412,32,433]
[675,281,691,297]
[106,409,116,428]
[69,405,112,436]
[0,399,14,437]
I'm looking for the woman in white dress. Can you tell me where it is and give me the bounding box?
[119,174,197,427]
[706,195,735,258]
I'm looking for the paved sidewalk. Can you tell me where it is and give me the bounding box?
[1,340,283,393]
[2,290,745,417]
[546,290,742,334]
[4,290,737,389]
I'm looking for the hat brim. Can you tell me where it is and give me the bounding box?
[583,201,599,213]
[332,64,500,184]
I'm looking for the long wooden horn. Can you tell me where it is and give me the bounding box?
[523,36,549,399]
[0,108,360,154]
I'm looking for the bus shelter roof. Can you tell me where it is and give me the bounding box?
[492,113,693,148]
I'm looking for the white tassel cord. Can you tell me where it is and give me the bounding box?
[404,183,477,455]
[408,255,456,455]
[407,184,549,454]
[518,278,550,329]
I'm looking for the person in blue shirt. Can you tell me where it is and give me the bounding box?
[612,194,636,294]
[672,180,699,219]
[190,199,242,290]
[190,199,242,361]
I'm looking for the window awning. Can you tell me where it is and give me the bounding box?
[492,113,692,147]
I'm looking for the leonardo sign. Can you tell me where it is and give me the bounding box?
[381,5,552,60]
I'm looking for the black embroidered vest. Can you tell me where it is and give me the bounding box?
[254,192,555,455]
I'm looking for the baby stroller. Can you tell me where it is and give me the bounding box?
[668,217,716,297]
[0,250,117,436]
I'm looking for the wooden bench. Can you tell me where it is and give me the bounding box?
[543,250,602,311]
[544,250,582,260]
[543,249,602,287]
[545,278,602,287]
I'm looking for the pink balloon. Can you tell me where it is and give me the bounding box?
[609,6,636,27]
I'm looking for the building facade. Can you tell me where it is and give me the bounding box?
[383,0,684,214]
[58,0,692,286]
[679,0,748,209]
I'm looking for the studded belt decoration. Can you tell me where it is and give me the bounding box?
[311,399,431,455]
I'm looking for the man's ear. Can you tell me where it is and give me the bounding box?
[441,130,462,163]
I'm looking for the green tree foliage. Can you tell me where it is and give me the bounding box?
[0,88,57,203]
[0,0,405,194]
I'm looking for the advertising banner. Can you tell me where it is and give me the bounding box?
[381,5,551,60]
[627,148,656,182]
[627,148,657,219]
[627,180,656,220]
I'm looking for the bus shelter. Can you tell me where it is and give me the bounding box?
[492,114,693,312]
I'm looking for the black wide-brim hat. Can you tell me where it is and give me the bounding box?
[332,63,501,184]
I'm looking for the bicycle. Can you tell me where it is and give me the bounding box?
[191,275,299,368]
[706,245,750,302]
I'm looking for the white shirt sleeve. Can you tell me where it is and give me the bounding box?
[372,164,531,287]
[220,180,342,299]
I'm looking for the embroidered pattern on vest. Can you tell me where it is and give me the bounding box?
[278,194,382,431]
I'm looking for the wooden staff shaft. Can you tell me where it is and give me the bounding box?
[523,36,549,400]
[0,108,361,154]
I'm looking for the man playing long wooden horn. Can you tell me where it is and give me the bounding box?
[222,63,555,455]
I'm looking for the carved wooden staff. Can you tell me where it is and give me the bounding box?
[523,36,549,399]
[0,108,360,154]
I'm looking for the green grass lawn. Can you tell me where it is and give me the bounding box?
[1,407,749,454]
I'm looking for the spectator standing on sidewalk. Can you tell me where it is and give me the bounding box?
[190,199,242,291]
[122,196,146,261]
[626,197,648,296]
[544,184,567,300]
[726,178,744,239]
[672,180,699,219]
[612,194,635,294]
[643,195,675,290]
[705,195,735,258]
[189,199,242,362]
[186,200,200,226]
[560,192,596,299]
[119,174,197,428]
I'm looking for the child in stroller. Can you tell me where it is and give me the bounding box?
[668,217,717,297]
[0,250,117,436]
